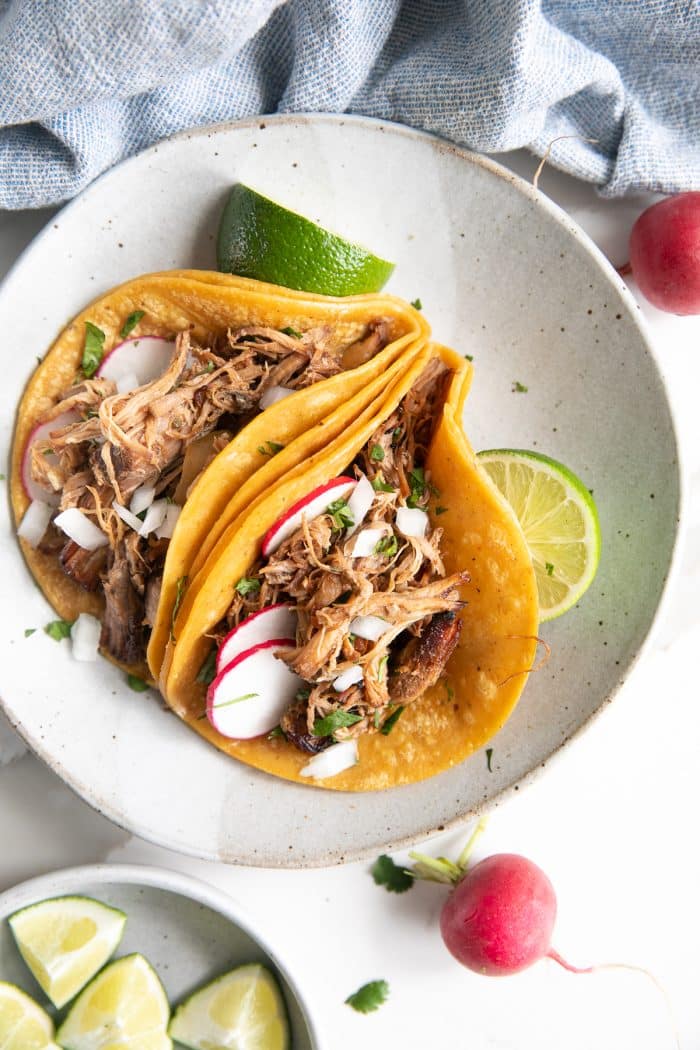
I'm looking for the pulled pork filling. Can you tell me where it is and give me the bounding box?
[27,320,390,665]
[218,358,468,751]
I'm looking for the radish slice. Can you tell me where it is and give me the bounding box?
[346,473,374,536]
[138,499,167,537]
[396,506,429,538]
[17,499,53,547]
[155,503,181,539]
[207,638,300,739]
[130,483,156,515]
[351,527,388,558]
[113,500,143,532]
[260,385,295,410]
[333,664,364,692]
[97,336,173,386]
[72,613,101,662]
[300,740,359,779]
[350,614,390,642]
[116,372,140,394]
[54,508,109,550]
[261,476,356,557]
[21,410,79,505]
[216,604,297,673]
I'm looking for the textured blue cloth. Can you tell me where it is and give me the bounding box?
[0,0,698,209]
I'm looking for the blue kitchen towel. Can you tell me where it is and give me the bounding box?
[0,0,699,209]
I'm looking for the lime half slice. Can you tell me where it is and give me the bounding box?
[169,964,289,1050]
[9,895,126,1009]
[217,184,395,295]
[0,982,59,1050]
[56,954,171,1050]
[477,449,601,621]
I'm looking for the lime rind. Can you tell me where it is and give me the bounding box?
[0,981,59,1050]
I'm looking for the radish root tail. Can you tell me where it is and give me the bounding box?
[533,136,599,191]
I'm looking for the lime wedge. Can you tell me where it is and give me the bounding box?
[169,964,289,1050]
[56,954,171,1050]
[217,184,395,296]
[9,896,126,1009]
[477,449,601,621]
[0,982,59,1050]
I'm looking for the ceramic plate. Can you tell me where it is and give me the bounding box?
[0,863,318,1046]
[0,115,680,865]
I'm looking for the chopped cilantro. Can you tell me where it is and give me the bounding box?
[445,681,454,702]
[82,322,106,377]
[257,441,284,456]
[410,297,423,310]
[486,746,494,772]
[235,576,261,597]
[374,533,398,557]
[377,654,389,681]
[120,310,145,339]
[345,980,389,1014]
[371,474,394,493]
[0,474,5,481]
[407,467,428,508]
[24,628,36,637]
[196,649,217,685]
[380,705,404,735]
[434,505,448,515]
[44,619,73,642]
[391,426,403,443]
[370,444,385,463]
[545,562,555,576]
[268,725,285,739]
[201,361,216,374]
[295,687,311,702]
[280,326,302,339]
[371,854,414,894]
[211,692,258,710]
[171,575,188,641]
[327,497,354,531]
[373,709,381,729]
[127,674,149,692]
[464,353,474,361]
[512,380,528,393]
[313,710,362,737]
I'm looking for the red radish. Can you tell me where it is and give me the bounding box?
[216,604,297,672]
[261,476,356,557]
[206,637,300,739]
[97,336,174,386]
[625,192,700,315]
[21,410,79,504]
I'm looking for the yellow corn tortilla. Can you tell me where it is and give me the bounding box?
[11,270,428,681]
[161,345,539,790]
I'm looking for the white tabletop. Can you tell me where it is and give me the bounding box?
[1,150,699,1050]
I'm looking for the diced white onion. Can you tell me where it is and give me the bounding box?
[260,385,295,410]
[17,499,53,548]
[396,505,429,539]
[130,482,156,515]
[155,503,181,539]
[116,371,140,394]
[333,664,364,692]
[349,614,390,642]
[71,612,101,662]
[346,472,374,536]
[351,527,388,558]
[54,508,109,551]
[300,740,359,779]
[138,499,168,537]
[113,500,143,532]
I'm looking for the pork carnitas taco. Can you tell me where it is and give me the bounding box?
[11,271,427,680]
[160,344,539,790]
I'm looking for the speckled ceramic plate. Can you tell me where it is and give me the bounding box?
[0,863,318,1046]
[0,115,680,866]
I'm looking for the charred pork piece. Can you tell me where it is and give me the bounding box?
[388,612,462,704]
[100,547,146,665]
[279,701,335,754]
[341,319,391,370]
[59,540,108,591]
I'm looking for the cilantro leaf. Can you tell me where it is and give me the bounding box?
[371,474,394,493]
[410,297,423,310]
[257,440,284,456]
[267,725,285,739]
[465,353,474,361]
[369,444,385,462]
[407,467,427,508]
[196,649,217,685]
[380,706,404,735]
[486,746,494,772]
[82,322,106,377]
[345,980,389,1014]
[313,710,362,736]
[24,628,36,637]
[120,310,145,339]
[374,533,398,557]
[280,326,302,339]
[235,576,261,597]
[371,854,414,894]
[327,497,354,531]
[127,674,149,692]
[44,619,73,641]
[545,562,555,576]
[512,380,528,393]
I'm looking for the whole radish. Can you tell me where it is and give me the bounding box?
[624,192,700,315]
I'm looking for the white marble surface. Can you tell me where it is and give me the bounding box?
[1,150,699,1049]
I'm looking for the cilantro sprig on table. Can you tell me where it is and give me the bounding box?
[370,854,414,894]
[345,979,390,1014]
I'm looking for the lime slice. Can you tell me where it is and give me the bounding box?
[169,964,289,1050]
[56,954,171,1050]
[9,896,126,1009]
[477,449,601,621]
[0,982,59,1050]
[217,184,395,296]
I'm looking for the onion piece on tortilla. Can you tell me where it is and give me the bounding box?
[300,740,359,779]
[17,499,53,548]
[54,508,109,551]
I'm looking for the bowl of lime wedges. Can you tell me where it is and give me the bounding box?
[0,864,318,1050]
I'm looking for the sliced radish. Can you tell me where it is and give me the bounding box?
[130,483,156,515]
[155,502,181,539]
[350,614,390,642]
[97,336,173,387]
[216,604,297,673]
[17,499,53,547]
[333,664,364,692]
[396,505,429,538]
[260,385,295,410]
[207,638,300,739]
[351,527,388,558]
[261,476,356,557]
[72,613,101,662]
[54,508,109,550]
[346,472,374,536]
[113,500,143,532]
[21,410,79,505]
[138,499,167,537]
[116,372,140,394]
[300,740,359,779]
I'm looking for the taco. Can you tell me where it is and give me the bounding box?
[160,344,539,791]
[11,270,428,680]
